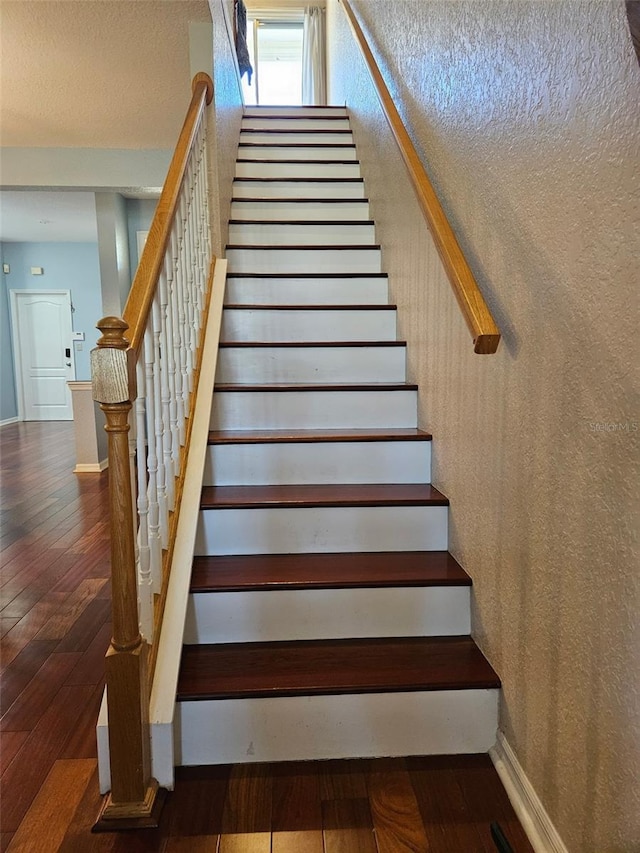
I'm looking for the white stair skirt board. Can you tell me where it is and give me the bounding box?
[236,161,362,179]
[204,438,429,485]
[221,308,396,342]
[216,344,406,384]
[243,107,348,118]
[185,587,469,644]
[225,275,389,305]
[226,247,382,275]
[239,132,355,145]
[195,504,448,555]
[232,180,366,199]
[241,119,351,131]
[210,388,417,430]
[230,200,371,221]
[491,732,569,853]
[237,146,358,162]
[175,689,499,766]
[228,222,376,246]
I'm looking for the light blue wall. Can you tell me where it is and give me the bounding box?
[126,198,158,280]
[1,243,102,421]
[0,244,18,422]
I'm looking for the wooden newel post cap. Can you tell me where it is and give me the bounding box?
[96,316,130,350]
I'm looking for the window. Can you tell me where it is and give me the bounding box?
[242,19,304,106]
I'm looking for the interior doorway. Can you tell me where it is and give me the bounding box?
[10,290,76,420]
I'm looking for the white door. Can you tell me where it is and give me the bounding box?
[10,290,75,421]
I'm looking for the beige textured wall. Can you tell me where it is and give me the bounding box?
[328,2,639,851]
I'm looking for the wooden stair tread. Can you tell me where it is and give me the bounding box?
[208,428,432,444]
[214,382,417,391]
[219,341,405,349]
[226,272,388,279]
[177,636,500,701]
[191,551,468,592]
[231,197,369,203]
[200,483,448,509]
[222,303,395,310]
[233,177,364,182]
[226,244,380,250]
[229,219,374,225]
[238,143,357,149]
[236,158,360,164]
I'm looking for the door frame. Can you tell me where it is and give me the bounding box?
[9,289,76,421]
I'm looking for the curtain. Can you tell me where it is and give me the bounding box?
[302,7,326,105]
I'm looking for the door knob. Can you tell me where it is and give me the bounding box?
[66,362,71,367]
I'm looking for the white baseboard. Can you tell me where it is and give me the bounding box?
[490,731,568,853]
[0,417,20,427]
[73,459,108,473]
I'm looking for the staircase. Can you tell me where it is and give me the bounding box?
[174,106,500,766]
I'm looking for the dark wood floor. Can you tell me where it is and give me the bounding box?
[0,421,533,852]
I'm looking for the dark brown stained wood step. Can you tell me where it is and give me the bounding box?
[241,114,350,120]
[238,143,357,149]
[190,551,468,593]
[200,483,448,510]
[233,177,364,183]
[236,159,360,165]
[240,128,353,133]
[231,197,370,203]
[207,428,432,444]
[223,303,395,310]
[225,272,388,280]
[214,382,418,392]
[218,341,406,349]
[228,219,374,226]
[177,636,500,701]
[226,244,381,251]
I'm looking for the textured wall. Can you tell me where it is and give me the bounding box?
[328,2,640,851]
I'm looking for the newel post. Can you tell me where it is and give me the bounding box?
[91,317,163,829]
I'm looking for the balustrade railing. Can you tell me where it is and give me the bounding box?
[90,72,215,828]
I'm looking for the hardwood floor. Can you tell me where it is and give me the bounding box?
[0,421,533,852]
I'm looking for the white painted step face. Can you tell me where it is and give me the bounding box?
[221,307,396,342]
[204,436,429,485]
[233,179,365,199]
[185,586,468,643]
[226,246,382,275]
[230,200,371,221]
[175,690,499,765]
[195,504,448,555]
[239,131,354,145]
[210,387,418,431]
[225,275,389,305]
[216,344,406,383]
[235,160,361,179]
[241,118,351,131]
[243,106,348,118]
[228,221,376,246]
[238,145,358,162]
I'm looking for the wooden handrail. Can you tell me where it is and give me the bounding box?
[123,72,213,356]
[91,72,215,830]
[340,0,500,355]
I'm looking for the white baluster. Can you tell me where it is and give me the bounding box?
[135,358,153,641]
[152,295,169,544]
[144,319,162,591]
[167,236,185,446]
[157,270,175,511]
[159,262,180,480]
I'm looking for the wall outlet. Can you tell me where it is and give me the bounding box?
[30,266,44,275]
[2,264,9,274]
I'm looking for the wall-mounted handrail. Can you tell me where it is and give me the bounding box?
[90,72,215,828]
[340,0,500,355]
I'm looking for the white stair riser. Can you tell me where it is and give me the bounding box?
[226,276,389,305]
[195,505,448,555]
[226,247,382,275]
[240,132,354,145]
[216,346,406,384]
[228,222,376,246]
[244,107,348,118]
[233,180,365,199]
[238,146,357,162]
[221,308,396,341]
[204,438,429,485]
[231,201,371,221]
[236,161,361,179]
[210,389,417,430]
[176,690,499,765]
[185,587,469,644]
[241,118,351,131]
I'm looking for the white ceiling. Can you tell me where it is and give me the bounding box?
[0,191,99,243]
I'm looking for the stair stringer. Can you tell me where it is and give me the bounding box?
[96,260,228,794]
